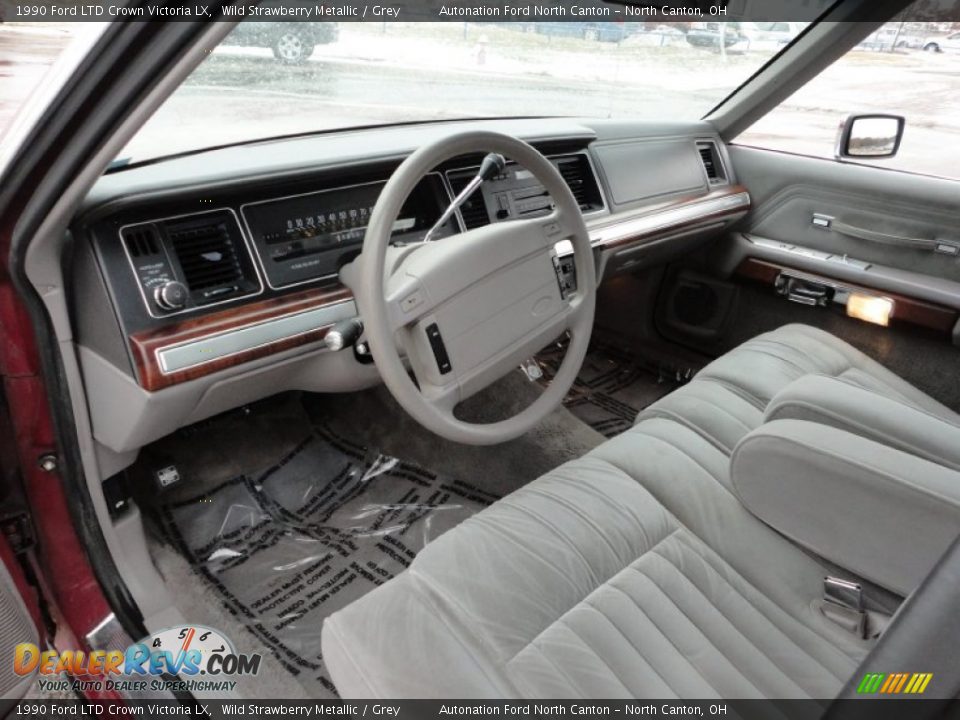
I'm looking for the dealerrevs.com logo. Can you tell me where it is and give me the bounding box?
[14,625,261,694]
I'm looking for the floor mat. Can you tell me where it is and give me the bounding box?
[154,424,497,698]
[539,340,680,438]
[304,370,605,500]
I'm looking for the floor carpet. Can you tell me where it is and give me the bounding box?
[538,340,681,438]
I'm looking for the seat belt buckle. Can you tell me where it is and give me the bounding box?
[822,576,867,637]
[825,576,863,610]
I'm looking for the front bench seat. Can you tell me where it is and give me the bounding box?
[638,324,959,458]
[321,325,950,697]
[322,419,871,697]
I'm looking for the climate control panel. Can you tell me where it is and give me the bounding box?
[119,209,261,317]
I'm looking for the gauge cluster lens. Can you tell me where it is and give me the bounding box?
[240,174,455,288]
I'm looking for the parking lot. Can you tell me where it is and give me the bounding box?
[2,22,958,178]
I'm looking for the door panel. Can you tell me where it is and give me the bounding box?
[729,145,960,282]
[654,144,960,410]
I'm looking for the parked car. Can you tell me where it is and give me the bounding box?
[685,22,747,50]
[858,26,925,51]
[222,22,338,64]
[923,30,960,52]
[740,21,806,51]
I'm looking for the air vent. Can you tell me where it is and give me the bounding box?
[166,216,248,298]
[448,174,490,230]
[554,155,604,212]
[696,141,727,185]
[122,225,160,257]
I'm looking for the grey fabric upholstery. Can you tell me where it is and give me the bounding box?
[323,419,871,698]
[764,374,960,471]
[732,419,960,596]
[322,324,949,699]
[636,323,956,464]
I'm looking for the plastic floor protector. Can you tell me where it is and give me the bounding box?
[157,427,498,698]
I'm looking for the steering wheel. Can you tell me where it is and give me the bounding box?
[354,131,596,445]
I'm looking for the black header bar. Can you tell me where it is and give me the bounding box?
[3,0,960,23]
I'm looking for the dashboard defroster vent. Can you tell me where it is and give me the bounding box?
[696,141,727,185]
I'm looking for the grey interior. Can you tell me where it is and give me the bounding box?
[57,122,960,697]
[9,8,960,703]
[322,324,958,697]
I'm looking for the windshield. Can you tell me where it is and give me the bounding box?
[121,20,805,163]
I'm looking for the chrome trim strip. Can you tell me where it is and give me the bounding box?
[551,191,750,258]
[746,234,873,269]
[119,207,265,320]
[156,299,356,374]
[239,172,452,291]
[588,191,750,247]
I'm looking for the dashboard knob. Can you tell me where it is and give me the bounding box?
[154,281,189,311]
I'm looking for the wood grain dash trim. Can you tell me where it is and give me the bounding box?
[130,285,354,391]
[735,258,957,335]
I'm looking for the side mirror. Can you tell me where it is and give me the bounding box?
[835,114,905,160]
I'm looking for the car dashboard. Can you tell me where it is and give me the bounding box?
[71,118,750,464]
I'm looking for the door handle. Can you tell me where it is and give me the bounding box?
[812,214,957,254]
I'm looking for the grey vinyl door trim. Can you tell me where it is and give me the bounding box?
[723,145,960,286]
